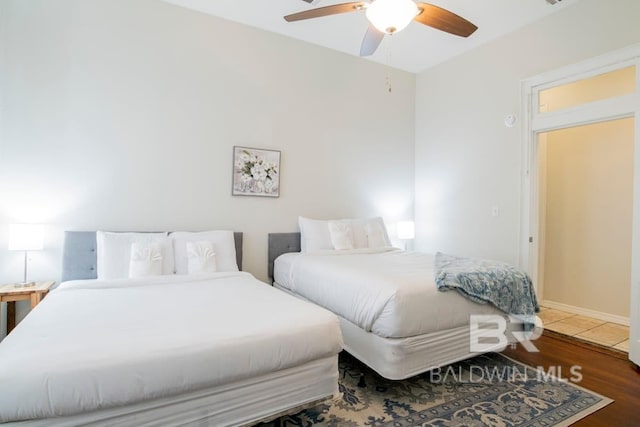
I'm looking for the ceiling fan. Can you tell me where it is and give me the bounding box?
[284,0,478,57]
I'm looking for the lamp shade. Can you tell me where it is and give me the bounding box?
[8,224,44,251]
[365,0,419,34]
[397,221,415,240]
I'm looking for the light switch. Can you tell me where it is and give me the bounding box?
[492,206,499,217]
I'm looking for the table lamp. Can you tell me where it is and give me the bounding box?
[8,224,44,287]
[397,221,415,250]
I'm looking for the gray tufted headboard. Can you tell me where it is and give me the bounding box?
[267,232,301,283]
[62,231,244,282]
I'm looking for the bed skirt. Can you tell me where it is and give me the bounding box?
[6,355,338,427]
[275,282,517,380]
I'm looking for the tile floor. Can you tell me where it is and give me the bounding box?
[538,306,630,352]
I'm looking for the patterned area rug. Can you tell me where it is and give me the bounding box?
[260,352,612,427]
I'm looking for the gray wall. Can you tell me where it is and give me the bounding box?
[0,0,416,290]
[414,0,640,267]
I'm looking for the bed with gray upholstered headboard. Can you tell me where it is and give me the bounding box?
[1,230,343,426]
[267,227,527,381]
[62,231,243,282]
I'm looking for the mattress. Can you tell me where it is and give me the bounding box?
[0,272,343,424]
[274,250,505,338]
[274,284,518,380]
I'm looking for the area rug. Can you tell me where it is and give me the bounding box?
[260,352,612,427]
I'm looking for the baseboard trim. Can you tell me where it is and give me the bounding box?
[541,299,630,326]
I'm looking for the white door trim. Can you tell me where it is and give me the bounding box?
[519,43,640,365]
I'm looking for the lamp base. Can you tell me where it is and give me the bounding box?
[14,281,36,288]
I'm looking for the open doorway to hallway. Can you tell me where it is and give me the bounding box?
[536,118,633,326]
[520,44,640,365]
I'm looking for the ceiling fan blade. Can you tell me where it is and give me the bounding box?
[414,3,478,37]
[360,24,384,56]
[284,2,367,22]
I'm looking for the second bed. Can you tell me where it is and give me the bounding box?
[269,232,535,380]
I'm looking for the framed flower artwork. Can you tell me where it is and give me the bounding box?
[232,146,281,197]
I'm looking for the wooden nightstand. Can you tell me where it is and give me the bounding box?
[0,281,55,334]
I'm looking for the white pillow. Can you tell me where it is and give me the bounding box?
[328,221,354,250]
[97,232,173,280]
[299,216,391,252]
[171,231,238,274]
[298,217,333,252]
[129,242,163,278]
[349,220,369,248]
[186,241,217,274]
[365,220,390,248]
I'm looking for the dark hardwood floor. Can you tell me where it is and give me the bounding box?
[503,331,640,427]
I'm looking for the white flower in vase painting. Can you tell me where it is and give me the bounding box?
[233,147,280,197]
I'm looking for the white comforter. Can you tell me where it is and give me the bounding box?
[0,273,342,423]
[274,249,504,338]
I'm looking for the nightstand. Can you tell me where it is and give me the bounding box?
[0,281,55,334]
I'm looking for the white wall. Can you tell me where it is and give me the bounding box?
[0,0,415,328]
[414,0,640,264]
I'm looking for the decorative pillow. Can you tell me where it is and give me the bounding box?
[97,232,173,280]
[129,242,163,278]
[351,217,390,248]
[299,216,391,252]
[328,221,355,250]
[171,231,238,274]
[349,220,369,248]
[364,220,391,248]
[186,241,217,274]
[299,217,333,252]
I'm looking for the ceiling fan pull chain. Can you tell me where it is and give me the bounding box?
[385,35,393,93]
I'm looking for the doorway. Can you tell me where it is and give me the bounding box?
[520,44,640,365]
[538,118,633,321]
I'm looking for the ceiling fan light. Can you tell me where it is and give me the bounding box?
[365,0,419,34]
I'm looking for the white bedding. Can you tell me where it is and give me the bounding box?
[274,249,504,338]
[0,273,342,423]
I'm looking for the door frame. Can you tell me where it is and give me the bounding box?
[519,43,640,364]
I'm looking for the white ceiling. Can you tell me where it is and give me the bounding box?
[163,0,580,73]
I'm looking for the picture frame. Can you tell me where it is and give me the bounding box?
[232,146,281,197]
